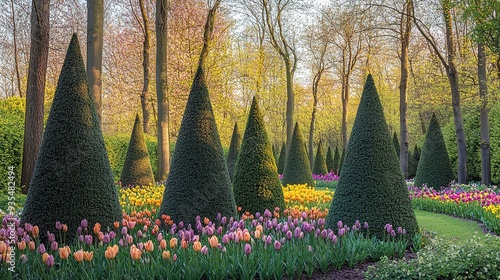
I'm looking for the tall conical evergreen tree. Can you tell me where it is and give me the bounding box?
[21,34,122,239]
[325,146,334,172]
[277,143,287,174]
[393,132,400,159]
[408,144,420,178]
[282,123,315,187]
[414,114,454,189]
[120,114,155,187]
[233,97,285,214]
[333,146,341,174]
[312,141,328,175]
[159,66,237,225]
[272,144,278,163]
[326,75,418,238]
[226,122,241,182]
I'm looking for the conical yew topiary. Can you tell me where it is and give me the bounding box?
[333,146,341,174]
[326,75,418,238]
[325,146,334,172]
[21,34,122,239]
[120,114,155,187]
[233,97,285,214]
[159,66,237,225]
[277,143,287,174]
[414,114,454,189]
[408,144,420,178]
[226,122,241,182]
[281,123,315,187]
[272,144,278,164]
[393,132,400,159]
[312,141,328,175]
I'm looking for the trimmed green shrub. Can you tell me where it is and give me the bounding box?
[443,110,481,182]
[325,146,334,172]
[233,97,285,214]
[312,141,328,175]
[392,132,400,159]
[159,66,237,225]
[226,122,241,182]
[0,97,24,194]
[104,134,159,182]
[21,34,122,239]
[277,143,286,174]
[490,103,500,184]
[408,144,420,178]
[281,123,315,187]
[338,148,345,175]
[272,144,278,164]
[333,146,341,175]
[119,114,155,187]
[326,75,418,239]
[414,114,455,189]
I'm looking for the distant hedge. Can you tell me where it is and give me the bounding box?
[0,97,24,194]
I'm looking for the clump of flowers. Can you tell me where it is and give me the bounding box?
[119,184,165,210]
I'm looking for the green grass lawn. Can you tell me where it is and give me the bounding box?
[414,209,487,241]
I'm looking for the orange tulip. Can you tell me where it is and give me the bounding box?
[130,245,141,260]
[204,217,210,225]
[181,239,188,249]
[83,251,94,262]
[170,238,178,249]
[243,231,251,242]
[32,226,39,237]
[159,239,167,250]
[254,230,261,239]
[144,240,154,252]
[59,246,71,260]
[73,250,84,262]
[28,241,36,251]
[105,245,118,259]
[256,225,263,232]
[193,241,202,252]
[162,250,171,259]
[113,221,120,229]
[209,236,218,248]
[62,224,68,232]
[42,253,49,263]
[0,242,6,254]
[17,241,26,250]
[93,223,101,235]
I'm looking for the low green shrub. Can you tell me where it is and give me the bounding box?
[365,235,500,280]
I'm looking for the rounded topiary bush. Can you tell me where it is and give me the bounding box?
[326,75,418,239]
[0,97,24,194]
[281,123,315,187]
[312,141,328,175]
[325,145,334,172]
[414,113,455,189]
[233,97,285,214]
[226,122,241,182]
[21,34,122,239]
[159,66,237,226]
[277,143,287,174]
[119,114,155,187]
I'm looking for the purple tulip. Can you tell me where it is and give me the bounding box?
[157,232,163,242]
[201,245,208,255]
[137,230,143,238]
[24,235,30,243]
[55,221,62,230]
[397,227,404,235]
[121,226,128,236]
[331,235,338,244]
[81,219,88,228]
[137,242,144,251]
[274,240,281,250]
[24,223,33,233]
[390,230,396,237]
[85,235,93,245]
[244,243,252,255]
[45,255,55,267]
[37,243,46,254]
[217,213,221,221]
[363,222,369,229]
[338,228,345,237]
[337,220,343,229]
[294,227,302,238]
[221,217,227,225]
[217,226,223,235]
[321,229,328,239]
[77,227,82,235]
[47,232,55,243]
[118,239,124,247]
[78,235,84,243]
[286,230,292,239]
[50,241,58,251]
[109,231,116,240]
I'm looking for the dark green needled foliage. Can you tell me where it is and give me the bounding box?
[21,34,122,239]
[408,144,420,178]
[333,146,341,174]
[281,123,315,187]
[393,132,400,159]
[414,114,454,189]
[159,66,237,225]
[272,144,278,164]
[326,75,418,239]
[226,122,241,182]
[325,146,334,172]
[313,141,328,175]
[277,143,287,174]
[120,114,155,187]
[232,97,285,214]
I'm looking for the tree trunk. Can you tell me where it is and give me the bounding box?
[309,72,321,168]
[139,0,151,134]
[443,2,467,183]
[156,0,170,181]
[478,42,491,185]
[21,0,50,194]
[11,0,22,97]
[341,73,349,150]
[87,0,104,124]
[399,0,412,178]
[285,58,295,152]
